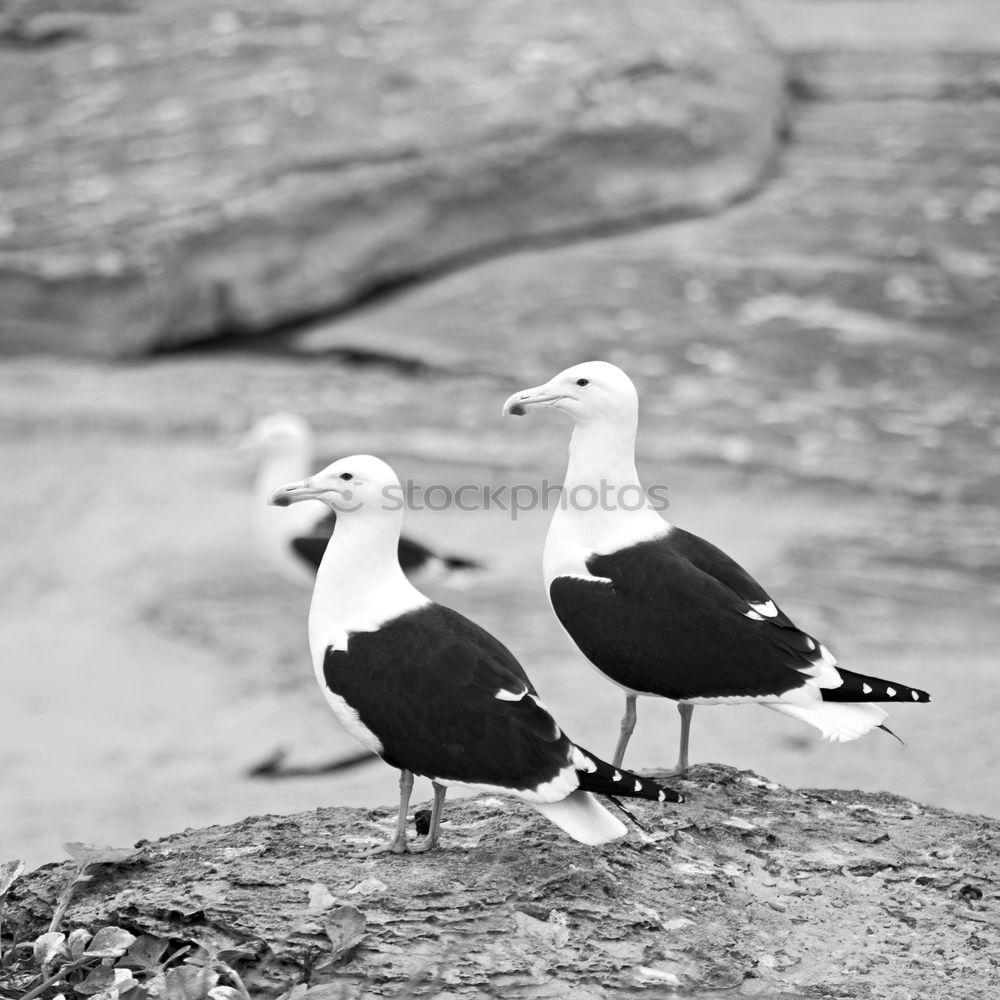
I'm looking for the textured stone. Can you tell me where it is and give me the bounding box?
[5,766,999,999]
[0,0,784,355]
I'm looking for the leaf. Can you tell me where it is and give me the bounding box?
[67,928,94,959]
[74,965,119,995]
[323,905,366,959]
[34,931,69,966]
[306,883,335,912]
[274,986,308,1000]
[143,972,167,998]
[119,935,170,972]
[84,926,137,959]
[0,859,25,897]
[63,844,143,868]
[207,989,243,1000]
[189,927,259,964]
[160,966,219,1000]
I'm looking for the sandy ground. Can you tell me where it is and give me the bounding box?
[2,414,994,872]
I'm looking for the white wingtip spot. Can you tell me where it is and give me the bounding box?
[495,687,526,702]
[612,771,622,782]
[805,638,816,651]
[862,683,873,695]
[911,690,920,701]
[744,610,765,621]
[634,780,642,793]
[750,600,778,618]
[886,686,897,697]
[570,746,598,773]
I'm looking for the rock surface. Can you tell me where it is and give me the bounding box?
[0,0,784,355]
[5,765,999,998]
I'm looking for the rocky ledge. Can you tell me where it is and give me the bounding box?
[4,765,998,998]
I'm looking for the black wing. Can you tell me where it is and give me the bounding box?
[292,512,481,575]
[290,511,337,570]
[549,530,824,700]
[322,604,577,789]
[397,536,436,571]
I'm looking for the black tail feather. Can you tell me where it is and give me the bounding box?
[606,795,651,833]
[878,723,905,746]
[574,745,683,803]
[822,668,930,704]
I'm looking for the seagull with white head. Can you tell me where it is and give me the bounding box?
[503,361,930,773]
[243,413,482,586]
[268,453,682,854]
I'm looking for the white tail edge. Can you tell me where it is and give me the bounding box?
[533,790,628,845]
[766,701,889,742]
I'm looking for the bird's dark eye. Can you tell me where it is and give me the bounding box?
[339,472,353,481]
[576,378,590,387]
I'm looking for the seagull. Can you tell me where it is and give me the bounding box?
[268,454,682,854]
[243,413,482,585]
[502,360,930,774]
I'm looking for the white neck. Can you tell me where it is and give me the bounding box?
[308,507,428,658]
[253,444,312,507]
[252,444,321,581]
[544,414,669,583]
[563,415,642,497]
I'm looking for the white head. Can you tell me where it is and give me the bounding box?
[240,412,313,457]
[269,455,426,629]
[267,454,401,521]
[501,361,638,428]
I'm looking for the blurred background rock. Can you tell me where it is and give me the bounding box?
[1,0,998,870]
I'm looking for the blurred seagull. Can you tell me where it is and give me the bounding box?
[502,360,930,774]
[243,413,482,586]
[268,454,682,854]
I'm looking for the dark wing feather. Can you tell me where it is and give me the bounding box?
[322,604,575,789]
[290,512,337,570]
[665,528,797,628]
[292,512,478,575]
[397,536,435,571]
[549,532,824,700]
[292,510,468,572]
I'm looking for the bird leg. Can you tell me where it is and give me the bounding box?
[673,703,694,776]
[407,782,447,853]
[611,694,638,768]
[350,769,415,857]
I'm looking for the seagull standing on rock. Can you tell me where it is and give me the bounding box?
[502,360,930,774]
[268,453,682,854]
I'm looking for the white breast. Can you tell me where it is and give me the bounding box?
[543,505,670,586]
[307,566,430,756]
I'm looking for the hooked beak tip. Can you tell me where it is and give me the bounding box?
[268,482,304,506]
[502,386,555,417]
